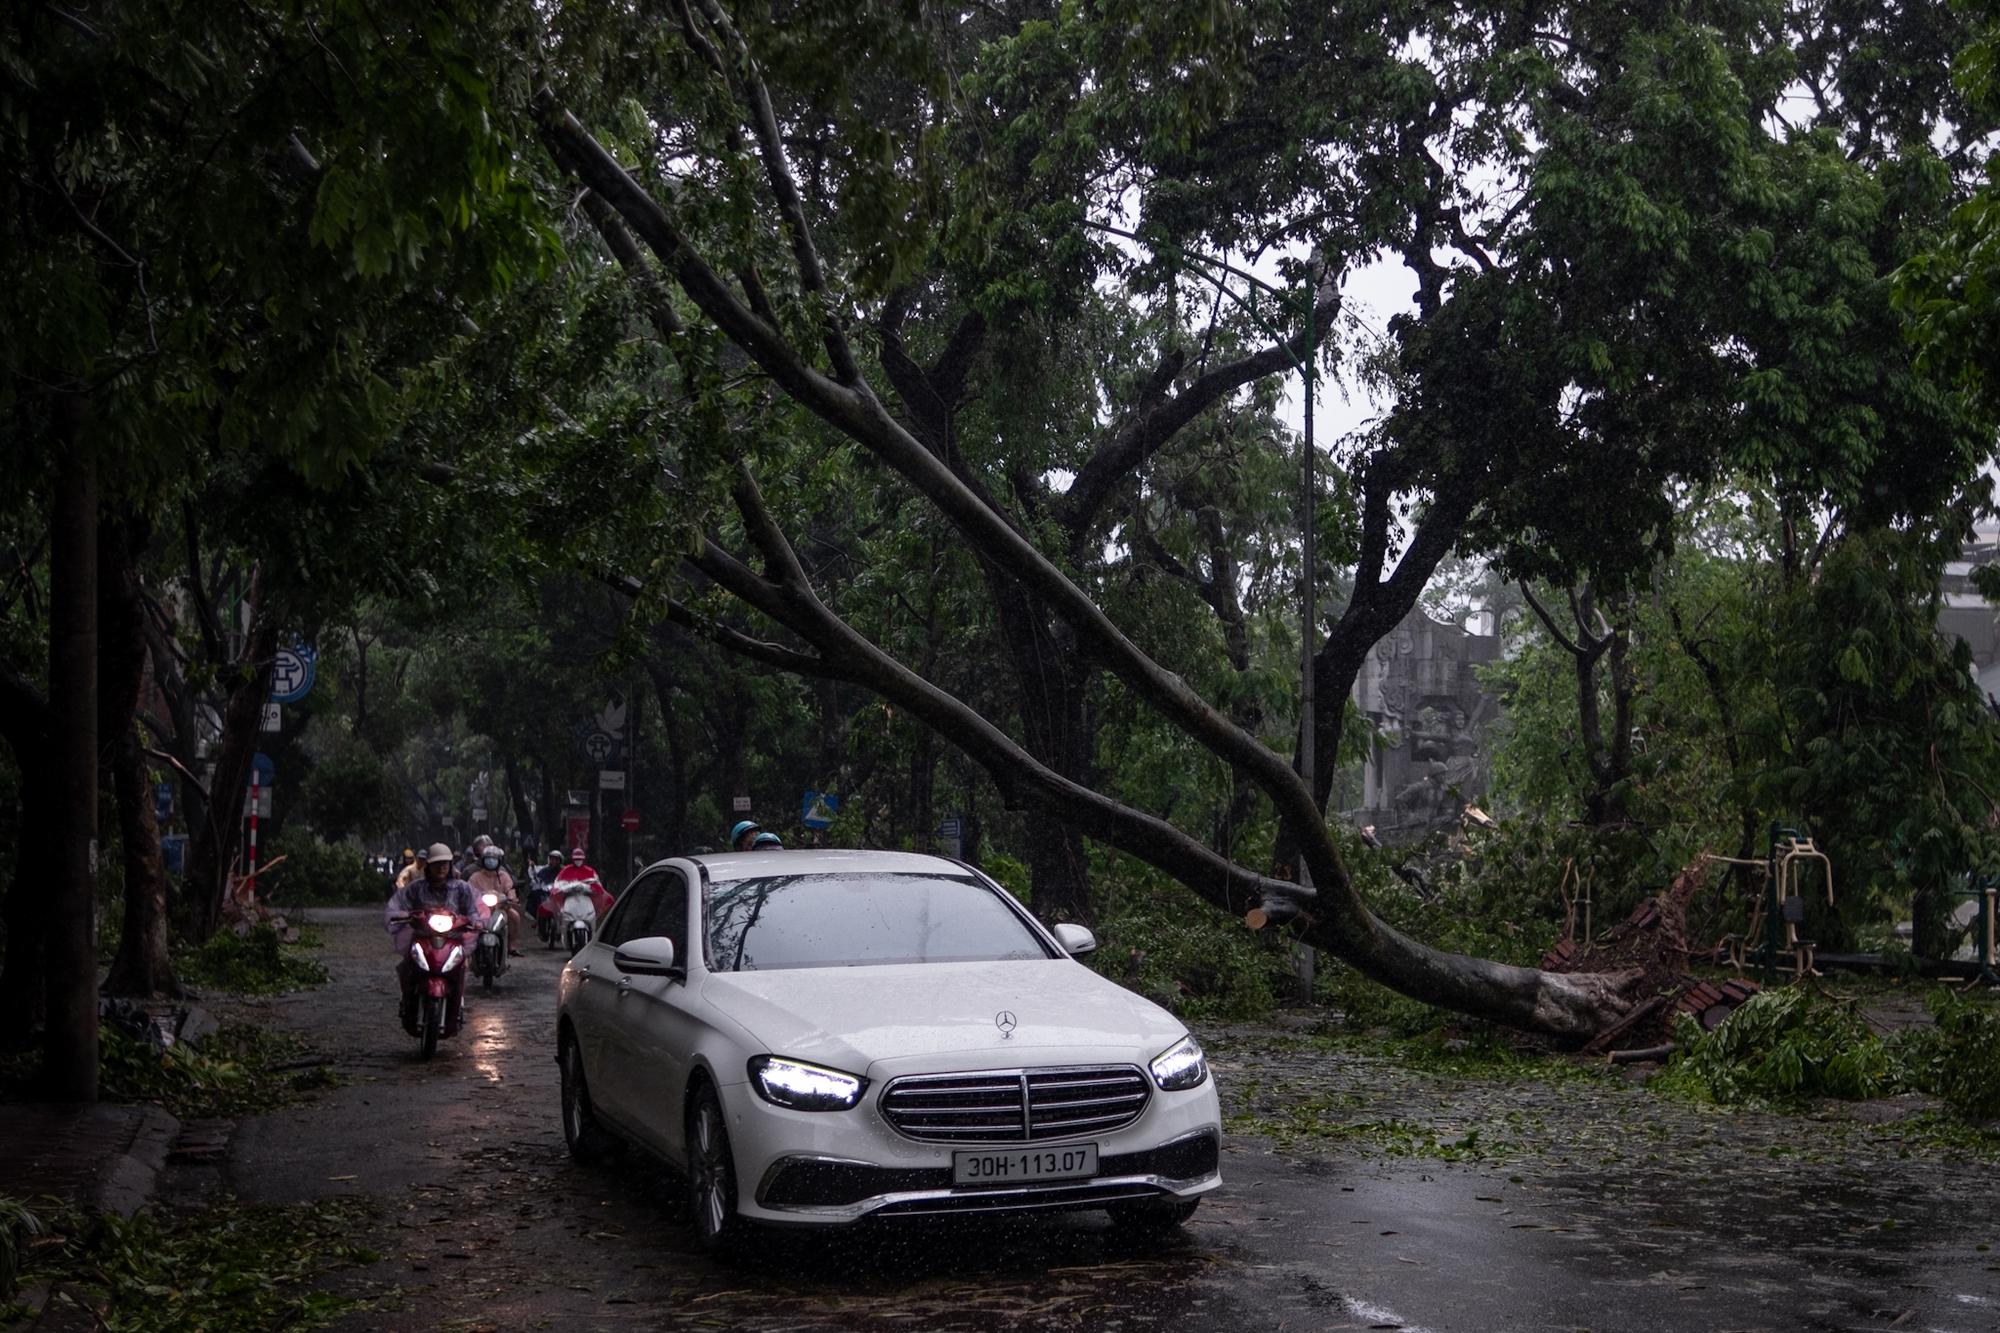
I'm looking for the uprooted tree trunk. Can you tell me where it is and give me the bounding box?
[1537,856,1753,1053]
[538,96,1646,1040]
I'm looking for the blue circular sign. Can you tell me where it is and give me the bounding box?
[270,645,316,704]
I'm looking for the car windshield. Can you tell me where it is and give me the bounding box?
[703,873,1055,971]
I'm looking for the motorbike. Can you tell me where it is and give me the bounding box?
[555,878,599,956]
[394,908,472,1060]
[472,891,510,990]
[530,878,560,949]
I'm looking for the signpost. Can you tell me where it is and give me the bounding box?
[259,702,282,732]
[939,815,963,859]
[599,770,626,790]
[733,795,752,813]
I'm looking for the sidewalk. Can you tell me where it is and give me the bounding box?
[0,1102,178,1215]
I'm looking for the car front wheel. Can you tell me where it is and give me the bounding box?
[1106,1196,1200,1237]
[686,1082,754,1255]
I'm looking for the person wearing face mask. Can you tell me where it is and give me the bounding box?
[468,845,523,956]
[460,834,495,879]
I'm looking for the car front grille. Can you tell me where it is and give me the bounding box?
[880,1065,1151,1143]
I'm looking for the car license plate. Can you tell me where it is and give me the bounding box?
[953,1143,1098,1186]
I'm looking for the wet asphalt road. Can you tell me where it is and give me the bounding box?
[169,907,2000,1333]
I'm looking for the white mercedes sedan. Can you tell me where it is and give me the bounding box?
[555,848,1221,1250]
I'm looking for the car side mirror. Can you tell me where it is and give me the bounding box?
[613,935,678,975]
[1051,923,1097,956]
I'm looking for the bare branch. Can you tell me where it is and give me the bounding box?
[1519,581,1588,659]
[688,0,862,383]
[1061,298,1340,542]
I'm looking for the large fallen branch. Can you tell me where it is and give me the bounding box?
[535,88,1643,1039]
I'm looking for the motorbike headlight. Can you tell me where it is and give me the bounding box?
[747,1055,867,1111]
[426,911,455,933]
[1149,1035,1208,1091]
[481,893,500,908]
[410,942,430,971]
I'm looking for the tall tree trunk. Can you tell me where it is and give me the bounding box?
[538,765,558,859]
[45,417,99,1102]
[504,760,535,851]
[0,671,56,1051]
[101,510,179,998]
[990,576,1095,923]
[186,579,275,939]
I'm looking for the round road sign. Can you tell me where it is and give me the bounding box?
[619,809,641,832]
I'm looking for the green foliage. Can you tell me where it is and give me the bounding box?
[0,1196,375,1333]
[1087,852,1296,1020]
[1900,989,2000,1120]
[175,925,329,996]
[1655,987,1896,1107]
[0,1196,42,1301]
[98,1023,337,1122]
[295,742,402,844]
[261,828,384,907]
[1745,531,2000,939]
[1657,985,2000,1120]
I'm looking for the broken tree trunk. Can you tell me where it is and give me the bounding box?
[537,95,1650,1041]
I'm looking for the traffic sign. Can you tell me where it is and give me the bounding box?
[732,795,752,812]
[259,703,282,732]
[574,722,621,764]
[620,809,641,832]
[599,769,626,790]
[803,791,839,830]
[270,645,316,704]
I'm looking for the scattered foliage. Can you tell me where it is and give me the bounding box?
[1900,990,2000,1120]
[0,1196,377,1333]
[1657,985,2000,1119]
[95,1022,339,1121]
[175,925,329,996]
[1655,987,1895,1106]
[259,829,387,907]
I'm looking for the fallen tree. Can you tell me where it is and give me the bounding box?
[532,97,1649,1039]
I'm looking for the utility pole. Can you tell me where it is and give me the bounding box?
[1295,257,1318,1005]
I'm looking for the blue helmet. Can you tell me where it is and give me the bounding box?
[752,832,784,849]
[730,820,759,844]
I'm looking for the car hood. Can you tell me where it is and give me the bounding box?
[697,958,1184,1077]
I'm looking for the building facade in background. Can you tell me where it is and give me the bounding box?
[1350,606,1503,845]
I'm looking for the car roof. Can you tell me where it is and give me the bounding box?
[675,847,973,884]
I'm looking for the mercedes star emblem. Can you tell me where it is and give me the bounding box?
[995,1010,1018,1039]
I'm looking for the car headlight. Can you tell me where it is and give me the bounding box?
[1149,1035,1208,1091]
[426,911,455,933]
[747,1055,868,1111]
